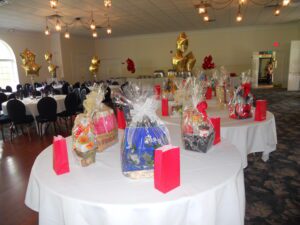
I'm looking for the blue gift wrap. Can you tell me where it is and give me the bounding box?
[122,125,170,173]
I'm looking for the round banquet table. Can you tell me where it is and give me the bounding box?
[158,99,277,168]
[1,95,66,133]
[25,124,245,225]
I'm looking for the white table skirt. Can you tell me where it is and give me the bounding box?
[25,124,245,225]
[159,99,277,168]
[1,95,66,117]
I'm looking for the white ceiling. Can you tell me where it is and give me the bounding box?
[0,0,299,37]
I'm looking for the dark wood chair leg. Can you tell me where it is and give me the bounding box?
[10,123,14,142]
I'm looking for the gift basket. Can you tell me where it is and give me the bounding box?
[228,75,253,119]
[117,83,171,179]
[182,78,215,153]
[162,75,177,101]
[88,85,118,152]
[72,114,97,167]
[170,78,189,117]
[215,66,231,104]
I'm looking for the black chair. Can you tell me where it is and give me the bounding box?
[58,92,79,132]
[16,84,22,91]
[5,86,12,93]
[8,93,16,100]
[0,93,10,141]
[62,82,70,95]
[7,99,34,141]
[36,97,58,136]
[73,82,80,89]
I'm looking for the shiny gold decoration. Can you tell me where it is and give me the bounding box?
[172,32,196,72]
[20,49,41,76]
[89,56,101,79]
[45,52,58,78]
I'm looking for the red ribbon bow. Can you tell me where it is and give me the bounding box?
[196,101,208,119]
[242,83,251,97]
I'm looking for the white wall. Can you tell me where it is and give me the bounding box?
[60,35,96,84]
[0,29,51,85]
[95,22,300,87]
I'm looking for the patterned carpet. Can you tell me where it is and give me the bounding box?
[245,88,300,225]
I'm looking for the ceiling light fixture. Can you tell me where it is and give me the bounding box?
[50,0,58,9]
[194,0,291,22]
[274,6,281,16]
[92,30,98,38]
[282,0,290,6]
[64,26,70,39]
[236,4,243,22]
[45,26,50,35]
[203,12,210,22]
[55,19,61,31]
[90,11,96,30]
[106,17,112,34]
[104,0,112,8]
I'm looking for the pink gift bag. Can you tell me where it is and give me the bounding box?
[161,98,169,116]
[210,117,221,145]
[255,100,267,121]
[53,135,70,175]
[154,145,180,193]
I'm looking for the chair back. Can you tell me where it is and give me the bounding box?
[65,92,79,114]
[0,93,8,111]
[5,86,12,92]
[62,83,70,95]
[37,97,57,121]
[7,99,27,123]
[80,89,87,101]
[8,93,16,100]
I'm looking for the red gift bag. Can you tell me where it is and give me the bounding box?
[53,135,70,175]
[205,87,212,100]
[154,145,180,193]
[255,100,267,121]
[154,85,161,100]
[117,108,126,129]
[161,98,169,116]
[210,117,221,145]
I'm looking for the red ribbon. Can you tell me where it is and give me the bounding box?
[242,83,251,97]
[196,101,208,119]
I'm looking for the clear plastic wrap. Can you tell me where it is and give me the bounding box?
[162,77,177,101]
[83,84,118,152]
[117,83,171,179]
[182,78,215,153]
[72,114,96,167]
[228,75,253,119]
[170,78,188,117]
[215,66,232,104]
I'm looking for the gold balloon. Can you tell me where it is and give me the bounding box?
[20,49,41,76]
[89,56,100,75]
[44,52,52,62]
[44,51,58,78]
[176,32,188,53]
[185,52,196,72]
[172,32,196,72]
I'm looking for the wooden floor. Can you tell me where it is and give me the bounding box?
[0,126,69,225]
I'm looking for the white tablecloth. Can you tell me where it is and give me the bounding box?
[159,99,277,168]
[2,95,66,117]
[25,124,245,225]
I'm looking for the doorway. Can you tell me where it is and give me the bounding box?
[258,57,273,85]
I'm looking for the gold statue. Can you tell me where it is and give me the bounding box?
[172,32,196,72]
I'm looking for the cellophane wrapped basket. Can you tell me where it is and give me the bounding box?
[170,78,189,117]
[163,77,177,101]
[117,83,171,179]
[228,75,253,119]
[83,84,118,152]
[182,78,215,153]
[72,114,96,167]
[215,67,231,104]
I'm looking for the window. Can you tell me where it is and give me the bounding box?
[0,40,19,91]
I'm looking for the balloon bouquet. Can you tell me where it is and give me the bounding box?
[20,48,41,87]
[44,52,58,79]
[89,56,100,82]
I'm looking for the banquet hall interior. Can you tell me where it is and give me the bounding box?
[0,0,299,225]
